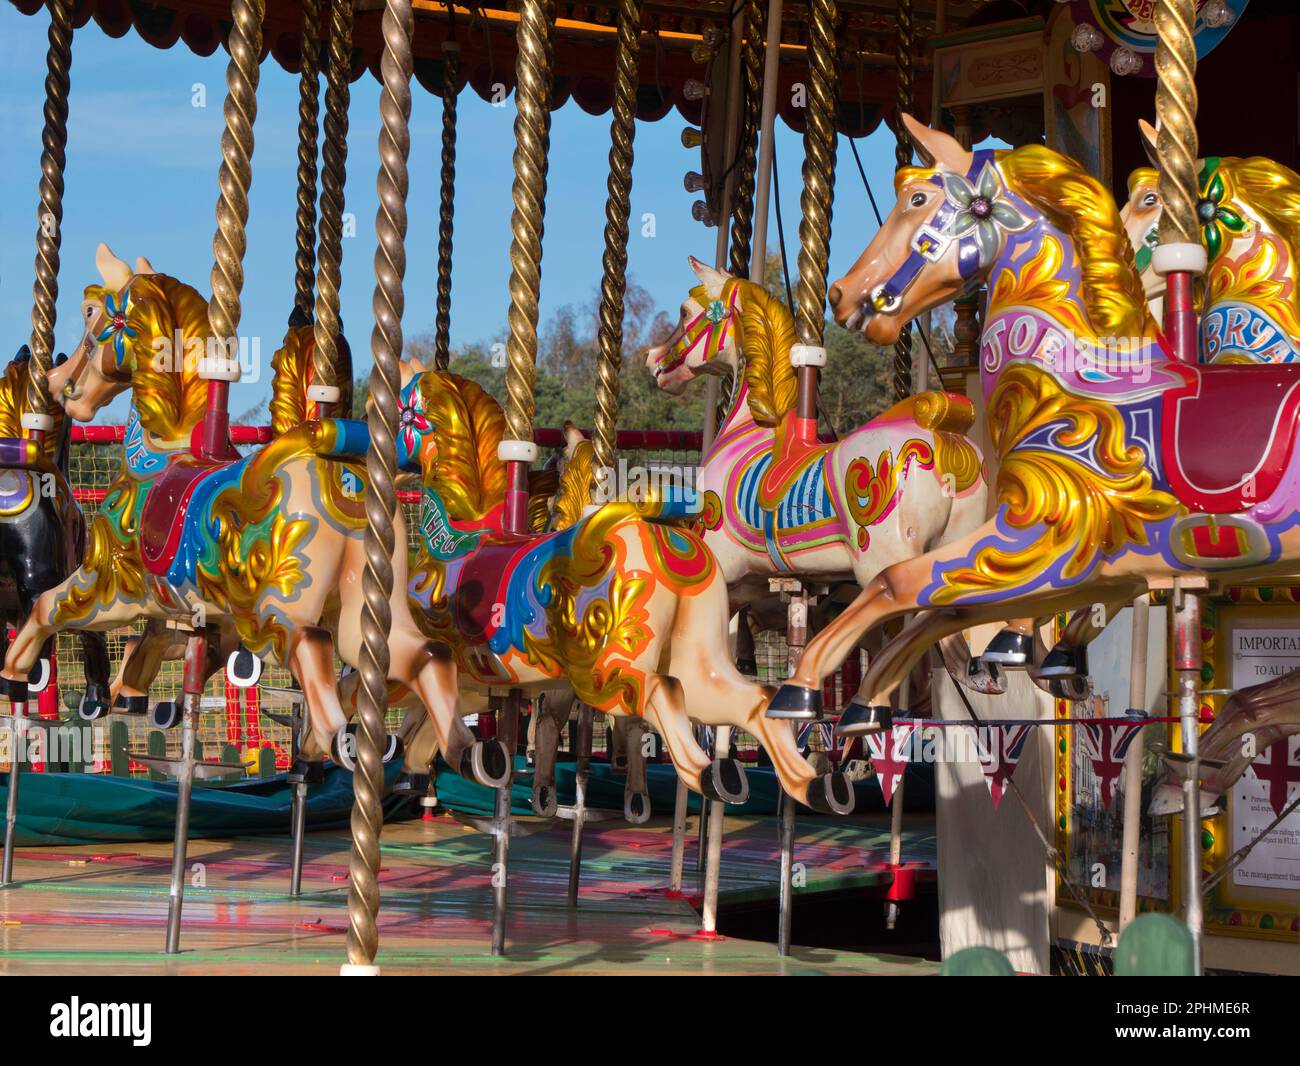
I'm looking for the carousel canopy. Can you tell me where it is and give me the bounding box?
[6,0,998,135]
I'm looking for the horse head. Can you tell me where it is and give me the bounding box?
[53,245,211,443]
[645,256,745,394]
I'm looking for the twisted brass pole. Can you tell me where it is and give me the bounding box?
[892,0,914,403]
[590,0,641,490]
[502,0,555,448]
[206,0,264,361]
[26,0,74,418]
[794,0,838,350]
[293,0,322,317]
[344,0,413,973]
[312,0,354,407]
[434,42,460,371]
[728,0,764,280]
[1154,0,1199,246]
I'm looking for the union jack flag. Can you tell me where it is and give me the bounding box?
[975,724,1032,810]
[1077,721,1144,810]
[863,724,917,806]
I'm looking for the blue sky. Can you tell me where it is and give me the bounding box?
[1,6,904,421]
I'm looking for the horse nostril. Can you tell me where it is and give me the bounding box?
[828,283,842,306]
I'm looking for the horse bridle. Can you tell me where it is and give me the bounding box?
[62,277,140,400]
[869,149,1008,315]
[654,277,744,377]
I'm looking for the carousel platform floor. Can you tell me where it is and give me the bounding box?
[0,811,939,975]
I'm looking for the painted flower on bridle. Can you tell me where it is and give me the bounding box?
[398,381,431,461]
[942,163,1031,268]
[1197,158,1250,260]
[94,291,137,367]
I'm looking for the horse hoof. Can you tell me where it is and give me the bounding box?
[225,647,262,688]
[835,701,892,737]
[288,758,325,785]
[27,658,51,694]
[1048,675,1092,702]
[532,783,558,818]
[981,629,1033,667]
[332,724,403,770]
[460,740,511,789]
[766,683,823,720]
[114,694,149,715]
[804,772,855,815]
[77,693,109,721]
[1037,643,1086,679]
[966,657,1007,696]
[393,771,429,795]
[150,700,182,729]
[0,676,29,702]
[699,757,749,805]
[624,790,651,824]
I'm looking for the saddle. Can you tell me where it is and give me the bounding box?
[140,455,236,576]
[1162,362,1300,514]
[451,531,542,644]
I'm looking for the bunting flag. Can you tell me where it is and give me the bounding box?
[975,724,1032,810]
[796,720,837,756]
[863,724,917,806]
[1246,737,1300,818]
[1077,721,1145,810]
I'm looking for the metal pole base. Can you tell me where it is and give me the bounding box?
[778,790,795,957]
[289,779,307,897]
[164,698,199,955]
[339,963,381,976]
[567,704,593,907]
[2,712,26,887]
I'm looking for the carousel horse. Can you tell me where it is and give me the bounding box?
[1148,664,1300,816]
[387,366,853,813]
[805,115,1300,719]
[0,245,508,790]
[0,349,111,714]
[1126,119,1300,365]
[645,259,995,731]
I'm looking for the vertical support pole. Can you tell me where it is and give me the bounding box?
[590,0,641,493]
[891,0,914,402]
[699,725,731,936]
[791,0,838,436]
[885,670,909,931]
[668,774,690,894]
[567,703,593,906]
[1152,0,1204,363]
[1172,581,1202,973]
[777,788,796,955]
[433,37,459,371]
[293,0,321,319]
[2,693,27,886]
[311,0,354,418]
[165,632,208,955]
[1119,593,1151,931]
[24,0,75,439]
[728,0,764,280]
[343,0,413,977]
[747,0,784,286]
[492,688,520,954]
[288,710,308,897]
[499,0,554,533]
[199,0,265,463]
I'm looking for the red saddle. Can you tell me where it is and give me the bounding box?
[452,532,540,643]
[140,456,234,576]
[1161,363,1300,514]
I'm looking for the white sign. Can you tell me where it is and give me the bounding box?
[1229,627,1300,891]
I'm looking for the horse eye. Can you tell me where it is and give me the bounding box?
[910,192,927,208]
[1144,194,1157,207]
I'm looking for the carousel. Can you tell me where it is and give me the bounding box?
[0,0,1295,977]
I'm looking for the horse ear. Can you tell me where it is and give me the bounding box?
[134,255,156,275]
[688,255,728,296]
[901,113,971,174]
[1138,119,1160,168]
[96,243,132,290]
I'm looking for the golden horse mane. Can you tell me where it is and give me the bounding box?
[84,272,211,441]
[999,145,1151,342]
[415,371,509,521]
[1215,155,1300,257]
[0,357,63,463]
[269,323,356,434]
[735,278,798,427]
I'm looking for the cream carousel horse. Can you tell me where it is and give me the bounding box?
[805,116,1300,717]
[646,259,993,731]
[381,366,854,813]
[0,245,508,789]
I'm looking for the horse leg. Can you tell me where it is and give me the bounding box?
[640,675,717,799]
[109,620,181,714]
[531,687,574,817]
[620,717,651,824]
